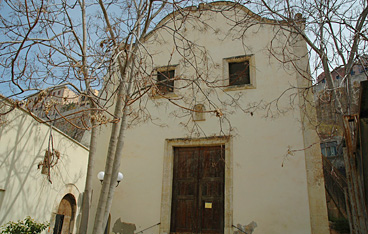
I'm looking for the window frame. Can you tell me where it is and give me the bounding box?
[155,65,178,96]
[223,55,255,90]
[320,141,338,157]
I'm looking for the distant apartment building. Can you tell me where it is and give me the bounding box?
[313,60,368,170]
[315,62,368,121]
[26,85,79,117]
[25,86,98,145]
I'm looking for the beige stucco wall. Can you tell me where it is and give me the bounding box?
[0,100,89,233]
[89,3,329,234]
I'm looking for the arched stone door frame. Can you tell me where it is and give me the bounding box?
[53,193,77,234]
[50,184,81,234]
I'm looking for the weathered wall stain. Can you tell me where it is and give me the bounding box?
[234,221,257,234]
[112,218,136,234]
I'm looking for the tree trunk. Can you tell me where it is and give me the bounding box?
[101,63,135,227]
[92,82,125,234]
[78,121,97,234]
[78,0,96,232]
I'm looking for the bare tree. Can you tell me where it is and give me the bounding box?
[5,0,362,233]
[0,0,106,232]
[0,1,240,233]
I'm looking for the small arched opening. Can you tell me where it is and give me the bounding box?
[53,193,76,234]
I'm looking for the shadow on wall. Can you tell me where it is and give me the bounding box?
[112,218,136,234]
[0,110,85,225]
[0,114,49,224]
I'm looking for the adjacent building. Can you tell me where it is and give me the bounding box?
[24,86,98,145]
[0,96,89,234]
[314,60,368,172]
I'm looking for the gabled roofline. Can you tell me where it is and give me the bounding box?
[143,1,282,42]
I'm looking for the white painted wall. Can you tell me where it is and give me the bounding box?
[89,3,329,234]
[0,100,89,233]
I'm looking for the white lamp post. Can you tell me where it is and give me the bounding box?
[97,171,124,187]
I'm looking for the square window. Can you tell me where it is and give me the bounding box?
[320,141,338,157]
[224,55,254,89]
[157,68,175,94]
[229,61,250,86]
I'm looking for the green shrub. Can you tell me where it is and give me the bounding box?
[0,217,49,234]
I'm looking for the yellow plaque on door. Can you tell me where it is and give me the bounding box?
[205,202,212,209]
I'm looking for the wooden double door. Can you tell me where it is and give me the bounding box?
[170,146,225,234]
